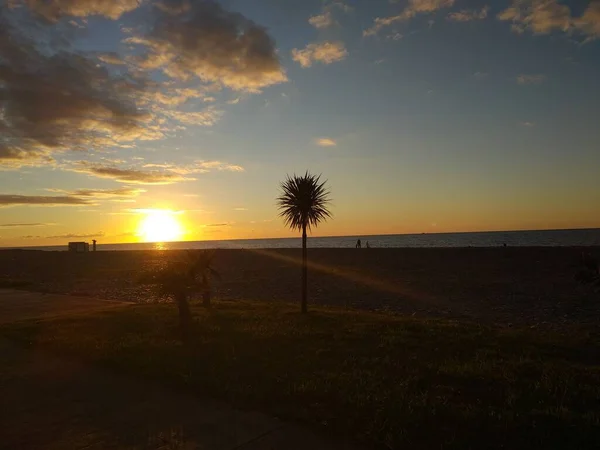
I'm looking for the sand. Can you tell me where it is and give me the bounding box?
[1,247,599,330]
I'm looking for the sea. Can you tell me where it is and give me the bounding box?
[6,228,600,251]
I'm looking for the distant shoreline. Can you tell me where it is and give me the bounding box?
[2,245,600,253]
[2,228,599,251]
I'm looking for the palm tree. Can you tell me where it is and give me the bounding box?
[277,172,332,313]
[140,250,220,339]
[189,249,221,307]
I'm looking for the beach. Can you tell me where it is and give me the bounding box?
[1,247,599,329]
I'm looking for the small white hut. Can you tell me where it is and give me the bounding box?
[68,242,90,253]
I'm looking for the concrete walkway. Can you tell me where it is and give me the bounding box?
[0,289,129,324]
[0,290,356,450]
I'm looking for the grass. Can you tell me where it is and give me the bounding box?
[0,278,33,289]
[1,301,599,449]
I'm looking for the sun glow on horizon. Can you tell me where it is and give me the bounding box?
[138,209,184,243]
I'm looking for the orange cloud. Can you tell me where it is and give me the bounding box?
[292,41,348,68]
[364,0,455,36]
[447,6,489,22]
[316,138,337,147]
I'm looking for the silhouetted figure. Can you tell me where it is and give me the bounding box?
[356,239,361,248]
[366,241,370,248]
[503,243,507,247]
[92,239,97,252]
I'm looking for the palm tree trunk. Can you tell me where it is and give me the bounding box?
[174,291,193,339]
[301,223,307,314]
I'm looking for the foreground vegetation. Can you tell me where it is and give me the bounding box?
[2,302,599,449]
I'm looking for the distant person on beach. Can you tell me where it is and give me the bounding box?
[356,239,361,248]
[366,241,370,248]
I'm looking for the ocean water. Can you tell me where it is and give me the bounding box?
[8,228,600,251]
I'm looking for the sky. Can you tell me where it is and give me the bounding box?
[1,0,599,247]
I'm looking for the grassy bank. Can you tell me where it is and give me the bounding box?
[2,302,599,449]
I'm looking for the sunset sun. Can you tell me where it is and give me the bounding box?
[138,210,183,243]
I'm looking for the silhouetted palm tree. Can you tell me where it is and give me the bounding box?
[189,249,221,307]
[277,172,331,313]
[140,250,220,339]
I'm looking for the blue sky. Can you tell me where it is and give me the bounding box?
[1,0,599,246]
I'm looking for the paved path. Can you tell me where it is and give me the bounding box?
[0,290,356,450]
[0,289,129,324]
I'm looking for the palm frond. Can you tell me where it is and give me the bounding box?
[140,250,220,296]
[276,171,332,232]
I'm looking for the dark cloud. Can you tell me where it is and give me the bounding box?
[96,52,128,65]
[127,0,287,92]
[0,145,54,168]
[0,10,161,168]
[1,0,286,170]
[17,0,141,21]
[0,194,92,207]
[47,187,146,198]
[45,231,104,239]
[0,222,51,227]
[70,163,194,185]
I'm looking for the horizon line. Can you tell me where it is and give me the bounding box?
[2,226,599,250]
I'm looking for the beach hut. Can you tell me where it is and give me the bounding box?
[68,242,90,253]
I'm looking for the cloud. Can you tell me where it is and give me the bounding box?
[96,52,128,65]
[473,71,489,79]
[16,0,140,20]
[45,232,105,239]
[234,207,248,211]
[447,6,489,22]
[521,121,535,127]
[67,159,244,184]
[0,10,162,169]
[316,138,337,147]
[516,74,546,84]
[0,195,92,207]
[126,0,287,92]
[292,41,348,68]
[1,1,287,170]
[498,0,571,34]
[196,161,244,172]
[331,1,352,14]
[0,222,53,227]
[69,163,194,185]
[166,108,223,126]
[46,187,146,198]
[497,0,600,40]
[308,1,352,28]
[0,146,54,169]
[168,160,245,174]
[309,12,334,29]
[364,0,455,36]
[574,2,600,40]
[204,223,232,227]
